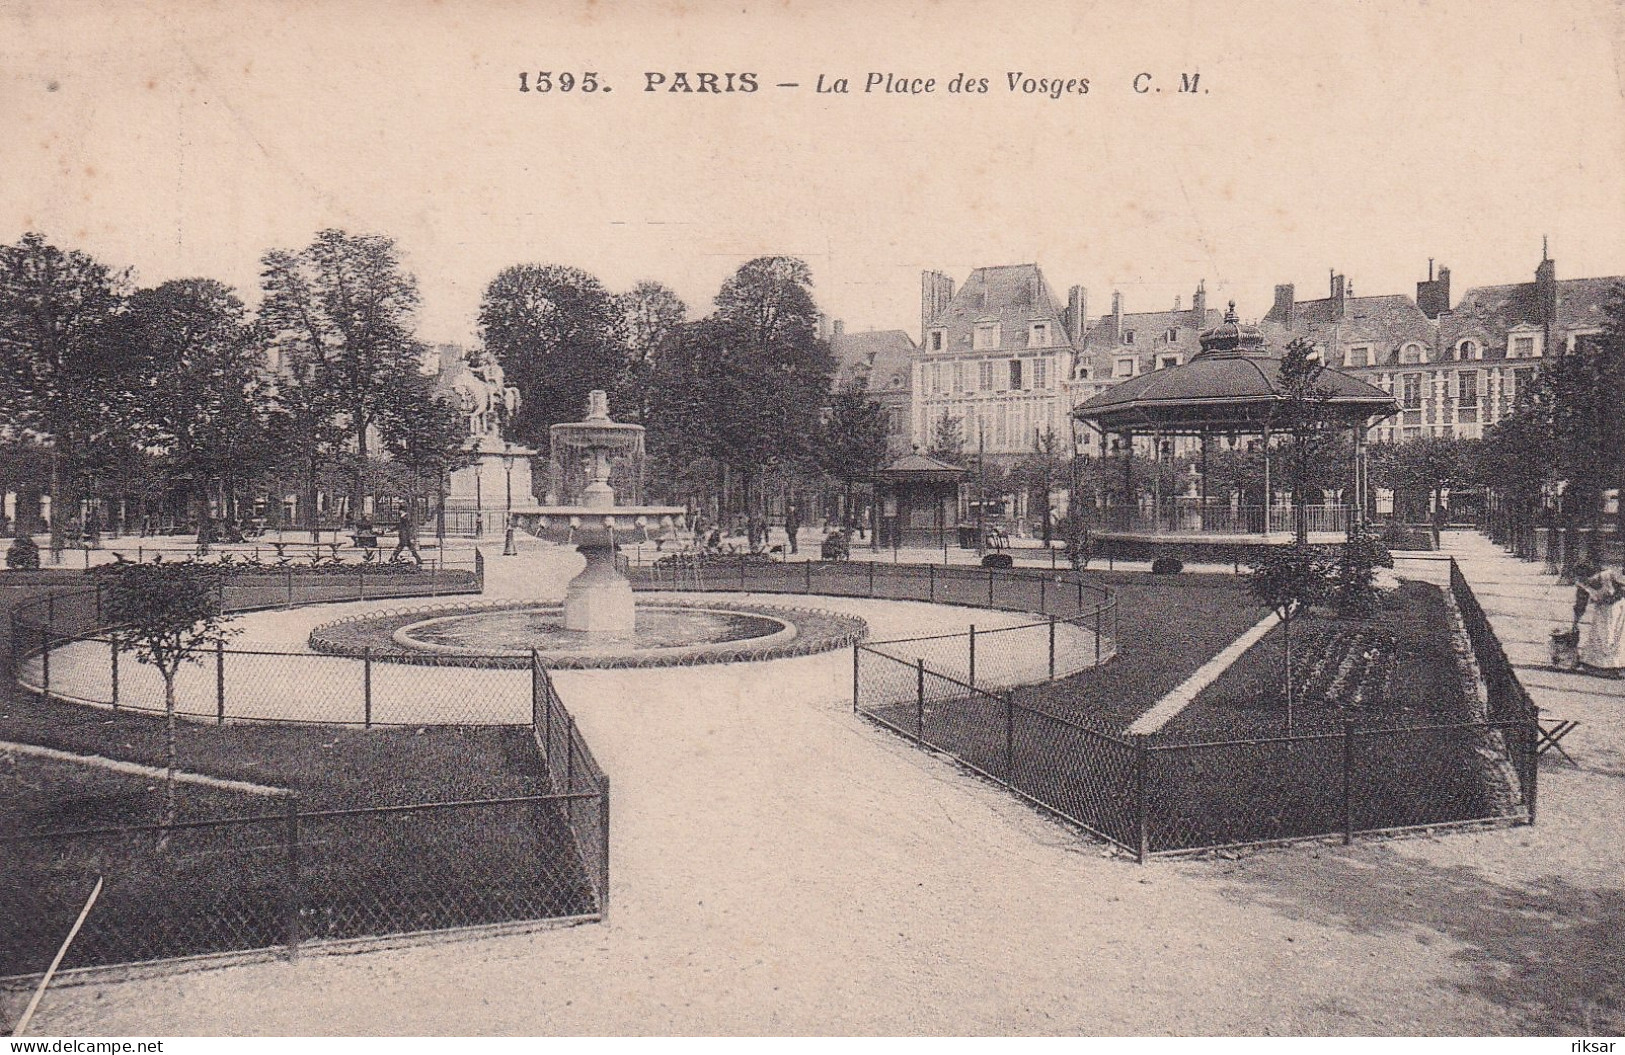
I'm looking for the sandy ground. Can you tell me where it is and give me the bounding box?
[17,535,1624,1036]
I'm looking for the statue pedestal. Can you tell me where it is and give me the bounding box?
[446,441,538,537]
[563,544,635,635]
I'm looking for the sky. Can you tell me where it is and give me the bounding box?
[3,0,1624,345]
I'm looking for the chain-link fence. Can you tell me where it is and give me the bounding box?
[853,556,1540,860]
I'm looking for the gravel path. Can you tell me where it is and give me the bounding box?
[19,539,1623,1035]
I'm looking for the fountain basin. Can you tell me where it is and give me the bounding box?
[308,601,869,669]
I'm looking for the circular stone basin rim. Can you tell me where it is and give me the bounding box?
[392,603,798,658]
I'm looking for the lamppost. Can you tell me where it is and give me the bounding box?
[976,424,987,559]
[502,443,517,556]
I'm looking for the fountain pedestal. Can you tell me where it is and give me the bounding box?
[564,544,636,634]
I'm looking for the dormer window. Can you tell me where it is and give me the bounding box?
[1165,328,1178,343]
[1400,343,1426,365]
[1344,345,1372,368]
[928,328,946,352]
[1076,365,1091,380]
[973,322,1001,351]
[1509,330,1542,359]
[1456,339,1480,361]
[1113,357,1136,378]
[1028,322,1050,348]
[1158,354,1181,370]
[1123,330,1136,345]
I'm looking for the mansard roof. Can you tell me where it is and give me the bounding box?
[925,264,1072,351]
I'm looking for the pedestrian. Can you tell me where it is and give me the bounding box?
[391,502,422,565]
[1576,561,1625,676]
[784,501,802,555]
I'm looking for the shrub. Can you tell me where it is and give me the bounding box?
[1333,532,1393,617]
[6,535,40,570]
[1151,555,1184,575]
[981,553,1014,569]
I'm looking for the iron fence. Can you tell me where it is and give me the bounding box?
[853,556,1539,859]
[631,558,1120,684]
[532,655,611,911]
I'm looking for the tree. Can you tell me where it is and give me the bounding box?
[105,562,238,835]
[646,258,834,518]
[1369,436,1474,524]
[259,230,425,523]
[1249,543,1334,733]
[374,370,474,514]
[0,234,135,555]
[1274,337,1337,544]
[926,410,966,465]
[479,264,628,447]
[816,390,890,522]
[127,279,275,526]
[617,281,687,424]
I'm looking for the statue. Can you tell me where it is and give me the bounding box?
[429,344,539,535]
[438,345,521,448]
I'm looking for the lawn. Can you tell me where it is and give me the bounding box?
[861,574,1523,855]
[0,584,599,978]
[1009,570,1271,732]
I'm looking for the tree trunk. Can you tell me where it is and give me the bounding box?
[162,671,178,841]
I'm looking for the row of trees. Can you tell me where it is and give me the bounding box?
[0,231,468,547]
[0,233,898,543]
[478,256,891,520]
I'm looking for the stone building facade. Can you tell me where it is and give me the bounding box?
[912,264,1084,463]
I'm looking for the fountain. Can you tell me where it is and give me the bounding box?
[511,390,684,633]
[307,390,869,668]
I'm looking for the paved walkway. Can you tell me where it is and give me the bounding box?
[1440,529,1625,776]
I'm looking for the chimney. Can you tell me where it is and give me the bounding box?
[1272,283,1295,328]
[1416,259,1452,319]
[1330,270,1347,318]
[1066,285,1087,344]
[1191,280,1207,327]
[920,270,955,348]
[832,319,845,338]
[1536,242,1557,347]
[1111,291,1124,344]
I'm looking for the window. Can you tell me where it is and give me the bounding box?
[1457,371,1478,408]
[1158,354,1181,370]
[1345,345,1371,368]
[1401,373,1422,410]
[1114,357,1136,378]
[1076,365,1091,380]
[929,329,946,352]
[932,363,944,395]
[974,322,1000,351]
[952,362,964,394]
[1165,328,1178,343]
[1123,330,1136,345]
[1033,359,1048,389]
[978,361,995,390]
[1009,359,1024,390]
[1401,343,1425,365]
[890,373,904,390]
[1511,336,1536,359]
[1457,339,1479,361]
[1028,322,1049,348]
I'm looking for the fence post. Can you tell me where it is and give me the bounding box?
[928,563,935,602]
[1004,692,1014,779]
[968,625,977,690]
[1094,604,1103,666]
[215,640,226,725]
[1342,721,1355,845]
[363,648,373,729]
[852,644,860,714]
[41,625,50,696]
[565,715,577,791]
[988,567,995,607]
[1076,578,1083,609]
[805,559,812,594]
[1525,715,1540,824]
[284,795,301,960]
[285,567,294,609]
[1048,616,1057,680]
[868,561,875,598]
[110,634,119,709]
[915,658,925,742]
[1135,737,1150,864]
[598,774,612,914]
[1039,575,1046,612]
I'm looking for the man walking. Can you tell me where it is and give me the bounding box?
[391,502,422,565]
[784,501,802,555]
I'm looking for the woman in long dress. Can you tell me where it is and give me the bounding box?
[1577,565,1625,675]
